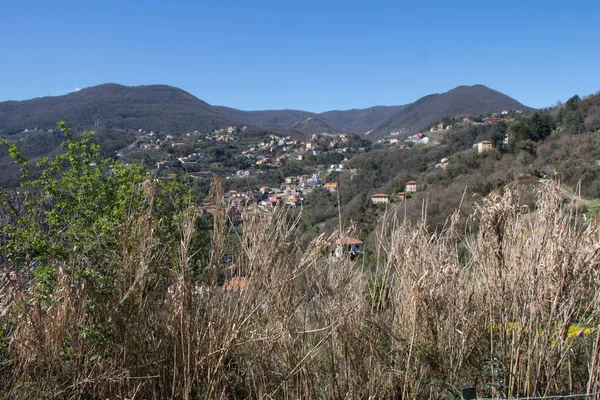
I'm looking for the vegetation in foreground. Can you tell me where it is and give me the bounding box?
[1,123,600,399]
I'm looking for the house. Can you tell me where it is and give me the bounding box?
[474,140,493,154]
[435,158,449,169]
[268,196,284,207]
[398,192,405,201]
[286,195,301,206]
[334,237,364,258]
[437,123,445,130]
[371,193,390,205]
[324,182,338,192]
[406,180,417,193]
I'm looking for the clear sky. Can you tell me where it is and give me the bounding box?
[2,0,599,112]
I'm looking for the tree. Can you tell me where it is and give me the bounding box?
[566,95,581,112]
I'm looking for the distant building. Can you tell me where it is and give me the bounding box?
[371,193,390,205]
[398,192,405,201]
[324,182,338,192]
[406,180,418,193]
[334,237,364,258]
[474,140,493,154]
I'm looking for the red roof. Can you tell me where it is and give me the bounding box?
[406,180,417,184]
[336,237,364,245]
[481,140,492,144]
[371,193,389,197]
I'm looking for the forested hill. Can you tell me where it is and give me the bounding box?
[220,85,530,136]
[0,84,241,135]
[372,85,532,138]
[1,83,530,137]
[217,105,406,135]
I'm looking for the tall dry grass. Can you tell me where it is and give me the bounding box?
[1,180,600,399]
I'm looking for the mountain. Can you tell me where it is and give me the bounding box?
[217,105,405,135]
[216,107,339,134]
[0,84,240,135]
[373,85,532,138]
[216,107,314,129]
[218,85,528,137]
[318,105,405,134]
[0,83,531,139]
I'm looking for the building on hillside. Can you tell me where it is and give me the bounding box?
[334,237,364,259]
[286,195,301,206]
[406,180,418,193]
[435,158,449,169]
[474,140,493,154]
[324,182,338,192]
[398,192,405,201]
[371,193,390,205]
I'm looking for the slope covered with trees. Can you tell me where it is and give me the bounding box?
[373,84,532,137]
[0,84,241,135]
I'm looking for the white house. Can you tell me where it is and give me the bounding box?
[371,193,390,205]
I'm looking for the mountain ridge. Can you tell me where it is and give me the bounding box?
[0,83,532,138]
[372,84,532,138]
[0,83,241,135]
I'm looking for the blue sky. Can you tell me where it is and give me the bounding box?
[1,0,599,112]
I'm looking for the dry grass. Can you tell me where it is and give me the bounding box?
[1,180,600,399]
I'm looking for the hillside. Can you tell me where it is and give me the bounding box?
[0,84,241,135]
[219,85,528,137]
[218,105,405,134]
[373,85,532,138]
[216,107,315,129]
[0,83,530,139]
[318,105,405,134]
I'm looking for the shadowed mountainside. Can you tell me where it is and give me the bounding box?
[373,84,532,138]
[0,84,241,135]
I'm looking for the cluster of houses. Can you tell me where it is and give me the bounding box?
[219,172,334,215]
[405,133,437,145]
[370,180,418,205]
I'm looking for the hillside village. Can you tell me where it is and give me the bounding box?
[2,90,600,400]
